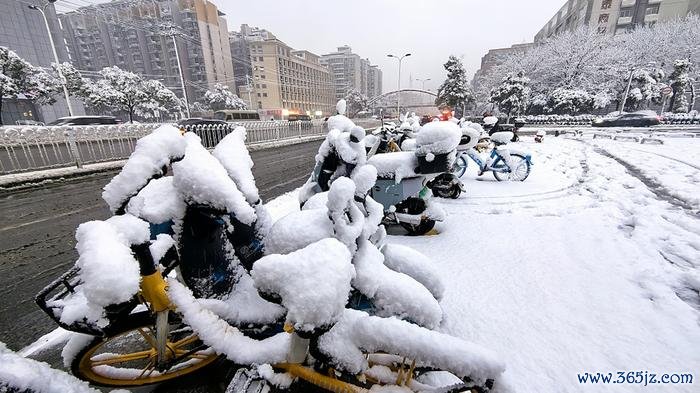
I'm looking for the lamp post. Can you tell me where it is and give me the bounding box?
[415,78,431,91]
[163,28,191,119]
[28,0,74,117]
[387,53,411,117]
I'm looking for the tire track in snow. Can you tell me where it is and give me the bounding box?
[593,147,697,214]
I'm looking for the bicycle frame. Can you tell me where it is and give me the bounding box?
[464,147,511,174]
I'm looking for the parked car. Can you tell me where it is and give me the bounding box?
[47,116,121,126]
[592,111,661,127]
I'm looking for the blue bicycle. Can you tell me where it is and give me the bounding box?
[453,133,532,182]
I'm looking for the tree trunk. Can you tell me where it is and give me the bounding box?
[689,83,696,113]
[0,93,4,125]
[128,105,134,123]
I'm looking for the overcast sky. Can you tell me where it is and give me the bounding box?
[216,0,566,92]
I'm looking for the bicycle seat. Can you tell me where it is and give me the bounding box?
[490,131,514,145]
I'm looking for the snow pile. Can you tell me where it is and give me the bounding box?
[316,309,504,384]
[56,215,146,327]
[168,279,290,365]
[367,151,418,182]
[327,99,356,132]
[326,178,364,252]
[0,342,105,393]
[102,125,185,213]
[252,238,354,332]
[172,133,256,225]
[352,240,442,328]
[264,208,333,255]
[126,177,186,225]
[213,127,272,237]
[149,233,176,263]
[351,164,378,197]
[381,244,444,301]
[415,121,461,156]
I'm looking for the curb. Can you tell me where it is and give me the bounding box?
[0,135,326,192]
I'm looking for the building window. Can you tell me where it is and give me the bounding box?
[262,93,267,97]
[619,8,633,18]
[598,14,609,24]
[262,84,267,88]
[646,5,659,15]
[597,26,607,34]
[601,0,612,10]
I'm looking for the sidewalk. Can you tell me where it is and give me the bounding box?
[0,134,325,191]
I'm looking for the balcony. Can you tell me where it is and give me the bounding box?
[645,13,659,23]
[648,0,662,3]
[621,0,636,6]
[617,16,633,24]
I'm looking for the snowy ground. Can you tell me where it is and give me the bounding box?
[15,136,700,392]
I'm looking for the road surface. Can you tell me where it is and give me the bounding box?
[0,140,320,352]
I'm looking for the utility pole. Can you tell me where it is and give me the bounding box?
[245,74,253,108]
[28,0,74,117]
[619,67,635,114]
[170,32,190,118]
[388,53,411,117]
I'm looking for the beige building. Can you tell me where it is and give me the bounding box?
[473,43,535,83]
[60,0,235,103]
[248,39,334,118]
[535,0,700,41]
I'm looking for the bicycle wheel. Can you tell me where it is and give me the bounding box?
[452,155,468,178]
[72,311,219,387]
[493,154,530,182]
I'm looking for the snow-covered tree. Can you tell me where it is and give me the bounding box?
[436,56,474,117]
[82,66,180,122]
[489,71,530,119]
[202,83,246,111]
[548,88,594,115]
[668,59,691,113]
[52,62,89,97]
[344,89,368,117]
[623,68,665,111]
[135,79,181,120]
[0,46,59,124]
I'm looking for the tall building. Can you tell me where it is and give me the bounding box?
[535,0,700,41]
[229,24,276,98]
[472,43,535,82]
[247,38,334,118]
[321,46,381,100]
[59,0,235,104]
[367,65,383,98]
[0,0,84,124]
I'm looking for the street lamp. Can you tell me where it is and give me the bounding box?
[28,0,74,117]
[387,53,411,117]
[619,61,656,114]
[415,78,431,91]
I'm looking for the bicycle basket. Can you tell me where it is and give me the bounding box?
[35,265,138,337]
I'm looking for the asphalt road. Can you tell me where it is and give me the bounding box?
[0,139,320,352]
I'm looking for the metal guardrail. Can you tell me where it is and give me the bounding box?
[0,119,383,175]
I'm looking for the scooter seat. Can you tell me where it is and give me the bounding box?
[490,132,514,145]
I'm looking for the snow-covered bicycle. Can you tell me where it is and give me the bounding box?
[34,121,504,392]
[453,131,533,182]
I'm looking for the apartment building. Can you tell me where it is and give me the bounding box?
[472,43,535,83]
[59,0,235,103]
[247,38,334,118]
[535,0,700,41]
[320,46,381,100]
[367,65,383,98]
[229,24,276,97]
[0,0,85,124]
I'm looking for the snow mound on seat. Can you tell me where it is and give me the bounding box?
[168,279,290,364]
[381,244,445,301]
[265,208,333,255]
[416,121,461,156]
[317,309,504,385]
[327,178,364,252]
[212,127,259,205]
[103,125,185,213]
[172,133,256,225]
[252,238,354,332]
[0,342,104,393]
[367,152,418,182]
[127,176,186,225]
[353,240,442,328]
